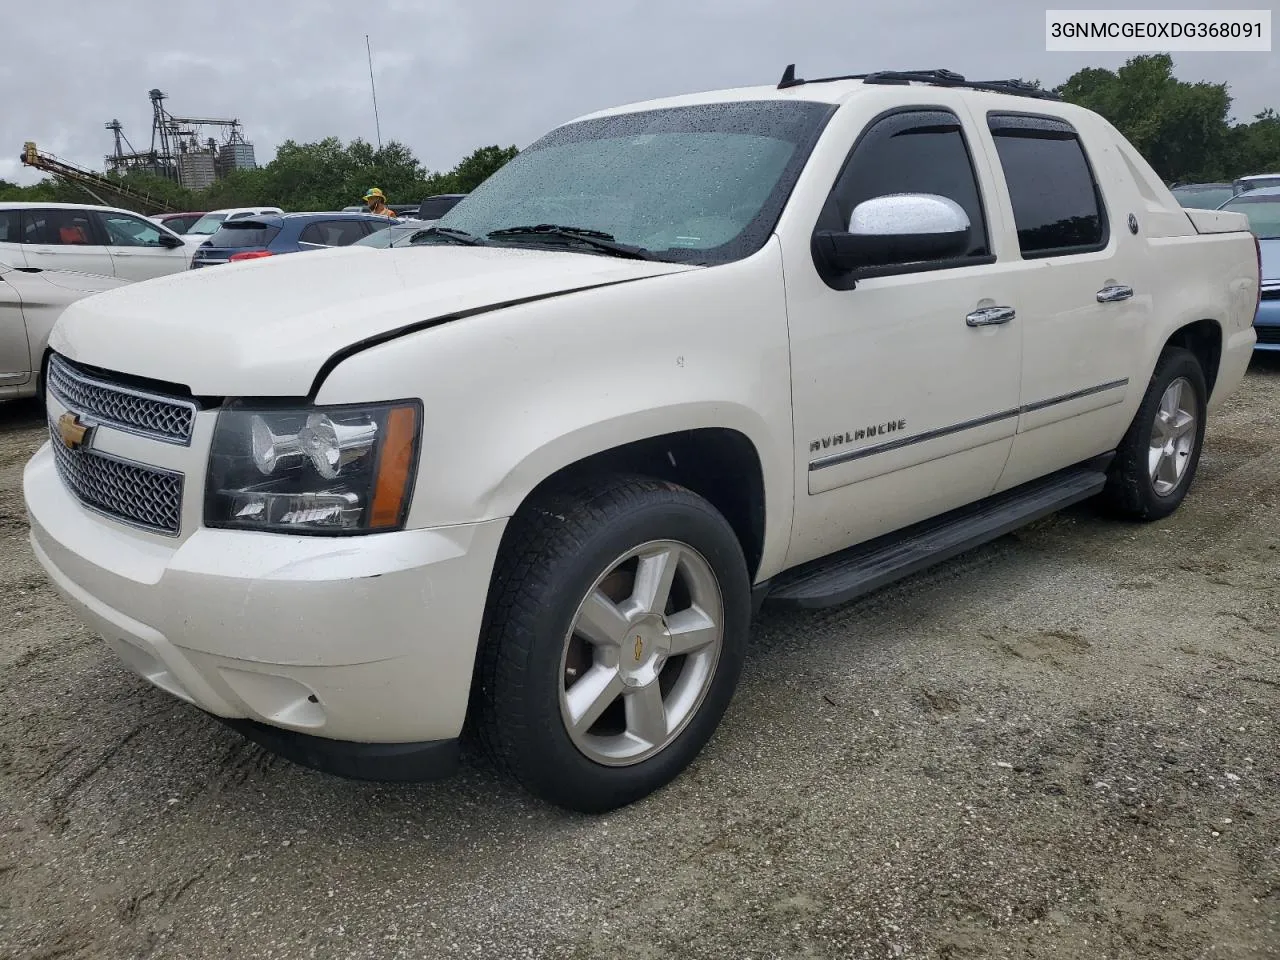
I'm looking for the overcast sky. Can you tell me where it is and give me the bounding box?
[2,0,1275,188]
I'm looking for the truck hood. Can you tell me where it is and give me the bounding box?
[50,244,697,396]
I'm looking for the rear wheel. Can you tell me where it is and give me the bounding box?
[1102,346,1207,521]
[475,476,751,812]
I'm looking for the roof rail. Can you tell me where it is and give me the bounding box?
[776,65,1062,101]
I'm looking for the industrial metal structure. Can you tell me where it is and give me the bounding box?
[20,142,175,214]
[104,89,257,189]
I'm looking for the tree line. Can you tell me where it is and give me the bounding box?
[0,140,519,212]
[1,54,1276,211]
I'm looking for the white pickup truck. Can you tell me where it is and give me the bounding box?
[24,68,1260,813]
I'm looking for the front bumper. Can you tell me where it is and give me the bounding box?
[25,441,507,769]
[1253,297,1280,351]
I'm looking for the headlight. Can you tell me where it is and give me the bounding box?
[205,400,420,534]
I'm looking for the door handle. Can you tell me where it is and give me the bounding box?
[1097,284,1134,303]
[965,305,1016,327]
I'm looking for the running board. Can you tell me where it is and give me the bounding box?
[765,459,1111,610]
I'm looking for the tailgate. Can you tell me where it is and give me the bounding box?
[1184,208,1251,234]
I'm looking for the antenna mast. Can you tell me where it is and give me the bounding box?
[366,35,383,150]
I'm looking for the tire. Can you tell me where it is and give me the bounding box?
[474,475,751,813]
[1101,346,1208,521]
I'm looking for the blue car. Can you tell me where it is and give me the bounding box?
[189,212,395,268]
[1218,187,1280,351]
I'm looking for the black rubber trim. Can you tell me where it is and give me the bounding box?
[769,456,1114,609]
[216,715,461,782]
[809,378,1130,471]
[306,275,655,400]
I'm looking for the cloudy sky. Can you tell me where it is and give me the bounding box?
[2,0,1275,187]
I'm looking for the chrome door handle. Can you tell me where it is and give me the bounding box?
[966,305,1016,327]
[1097,284,1134,302]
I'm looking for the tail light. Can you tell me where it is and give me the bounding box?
[229,250,273,262]
[1256,235,1263,312]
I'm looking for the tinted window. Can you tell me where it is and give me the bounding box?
[300,220,372,246]
[989,115,1106,257]
[209,222,281,247]
[0,210,19,244]
[22,208,98,245]
[1171,185,1234,210]
[417,196,463,219]
[99,212,166,247]
[827,110,990,260]
[187,212,228,236]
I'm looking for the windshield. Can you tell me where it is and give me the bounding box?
[1172,186,1233,209]
[432,100,835,264]
[1220,197,1280,239]
[188,212,229,235]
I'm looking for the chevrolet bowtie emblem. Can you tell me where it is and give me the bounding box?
[57,412,92,450]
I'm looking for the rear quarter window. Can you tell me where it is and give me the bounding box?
[0,210,18,243]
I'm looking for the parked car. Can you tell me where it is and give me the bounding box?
[1170,183,1234,210]
[148,211,208,235]
[1234,174,1280,194]
[26,68,1260,813]
[182,207,286,247]
[352,222,432,248]
[189,212,395,268]
[0,258,126,399]
[1218,186,1280,350]
[0,202,192,281]
[416,194,467,220]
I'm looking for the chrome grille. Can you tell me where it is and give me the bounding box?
[1261,286,1280,301]
[1256,325,1280,345]
[46,353,196,445]
[49,420,183,535]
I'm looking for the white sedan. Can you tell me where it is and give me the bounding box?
[0,259,126,399]
[0,202,192,281]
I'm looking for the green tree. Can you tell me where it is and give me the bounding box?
[1056,54,1236,182]
[444,145,520,193]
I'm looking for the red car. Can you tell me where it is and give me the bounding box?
[148,211,207,235]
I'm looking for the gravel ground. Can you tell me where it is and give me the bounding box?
[0,357,1277,960]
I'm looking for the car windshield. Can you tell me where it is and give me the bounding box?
[1219,197,1280,239]
[1172,186,1234,209]
[432,100,835,265]
[188,212,229,235]
[354,224,419,248]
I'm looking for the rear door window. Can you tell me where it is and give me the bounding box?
[0,210,19,244]
[208,221,281,247]
[21,208,101,245]
[987,113,1108,258]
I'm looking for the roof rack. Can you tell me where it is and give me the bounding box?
[776,65,1062,101]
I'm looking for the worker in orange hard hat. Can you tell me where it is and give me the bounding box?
[363,187,393,217]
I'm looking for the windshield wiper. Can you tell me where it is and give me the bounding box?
[408,226,485,246]
[486,224,655,260]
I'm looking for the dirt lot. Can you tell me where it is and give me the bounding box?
[0,358,1277,960]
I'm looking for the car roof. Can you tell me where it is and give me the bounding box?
[566,75,1086,125]
[1236,173,1280,181]
[1222,185,1280,200]
[0,200,151,216]
[1173,183,1232,189]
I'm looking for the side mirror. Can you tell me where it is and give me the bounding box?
[814,193,971,272]
[158,233,185,249]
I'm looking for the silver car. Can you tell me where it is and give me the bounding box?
[0,260,126,399]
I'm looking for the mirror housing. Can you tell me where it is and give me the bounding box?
[158,232,185,249]
[814,193,971,272]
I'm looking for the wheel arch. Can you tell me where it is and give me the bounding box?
[1163,317,1223,398]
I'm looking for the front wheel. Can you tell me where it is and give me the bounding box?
[1101,346,1208,521]
[474,476,751,812]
